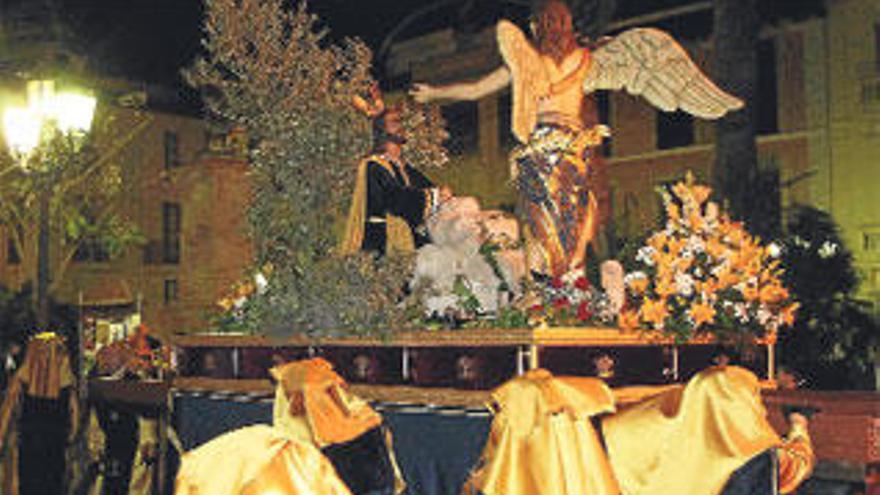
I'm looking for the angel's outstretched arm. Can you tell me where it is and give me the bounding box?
[410,66,511,103]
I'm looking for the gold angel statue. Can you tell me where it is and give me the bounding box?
[412,0,742,278]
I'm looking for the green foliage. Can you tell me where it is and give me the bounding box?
[778,206,878,390]
[244,253,427,338]
[0,104,146,292]
[188,0,449,337]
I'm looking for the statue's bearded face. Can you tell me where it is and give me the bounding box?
[531,0,577,63]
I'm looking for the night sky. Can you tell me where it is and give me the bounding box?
[52,0,822,86]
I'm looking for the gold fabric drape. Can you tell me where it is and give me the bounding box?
[464,369,620,495]
[270,358,382,447]
[467,366,815,495]
[601,366,783,495]
[176,358,405,495]
[175,425,352,495]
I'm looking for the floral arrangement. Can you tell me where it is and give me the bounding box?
[525,272,617,327]
[619,173,798,341]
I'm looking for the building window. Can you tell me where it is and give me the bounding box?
[164,279,179,304]
[6,235,20,265]
[164,131,180,169]
[73,239,109,263]
[442,102,479,156]
[162,202,181,264]
[864,232,880,252]
[756,38,779,135]
[656,110,694,150]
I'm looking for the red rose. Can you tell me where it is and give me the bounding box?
[553,297,571,309]
[574,276,591,291]
[529,304,545,313]
[577,301,593,321]
[551,277,564,289]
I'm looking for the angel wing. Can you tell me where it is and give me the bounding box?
[497,20,549,143]
[583,28,743,119]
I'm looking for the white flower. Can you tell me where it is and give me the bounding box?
[793,235,811,249]
[756,307,772,326]
[624,271,648,286]
[675,272,694,297]
[636,246,656,266]
[255,272,269,293]
[818,241,839,259]
[734,303,749,322]
[686,235,705,254]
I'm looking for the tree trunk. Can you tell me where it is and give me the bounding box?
[713,0,760,231]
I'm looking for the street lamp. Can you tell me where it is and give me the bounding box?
[2,80,96,331]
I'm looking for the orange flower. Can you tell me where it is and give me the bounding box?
[619,310,640,331]
[648,232,669,252]
[628,276,649,294]
[690,185,712,205]
[759,284,789,304]
[706,238,727,259]
[655,276,677,298]
[689,301,716,328]
[742,284,760,302]
[640,297,669,328]
[780,303,799,326]
[688,210,704,231]
[666,202,681,221]
[696,278,718,297]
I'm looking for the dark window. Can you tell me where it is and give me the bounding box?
[6,235,19,264]
[498,91,514,149]
[442,102,479,156]
[73,239,109,263]
[756,39,779,135]
[656,110,694,150]
[164,279,179,304]
[164,131,180,169]
[162,202,181,264]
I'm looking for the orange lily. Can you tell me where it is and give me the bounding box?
[780,303,799,326]
[689,301,716,328]
[640,297,669,328]
[619,310,641,331]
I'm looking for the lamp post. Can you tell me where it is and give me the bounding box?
[2,80,96,331]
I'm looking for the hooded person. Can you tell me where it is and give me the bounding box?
[0,332,77,495]
[175,358,404,495]
[464,366,814,495]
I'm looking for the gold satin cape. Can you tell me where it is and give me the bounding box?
[601,366,802,495]
[340,155,416,255]
[464,369,620,495]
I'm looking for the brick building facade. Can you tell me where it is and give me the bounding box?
[0,102,251,338]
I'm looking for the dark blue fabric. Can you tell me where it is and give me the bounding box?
[173,395,491,495]
[382,412,490,495]
[173,395,772,495]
